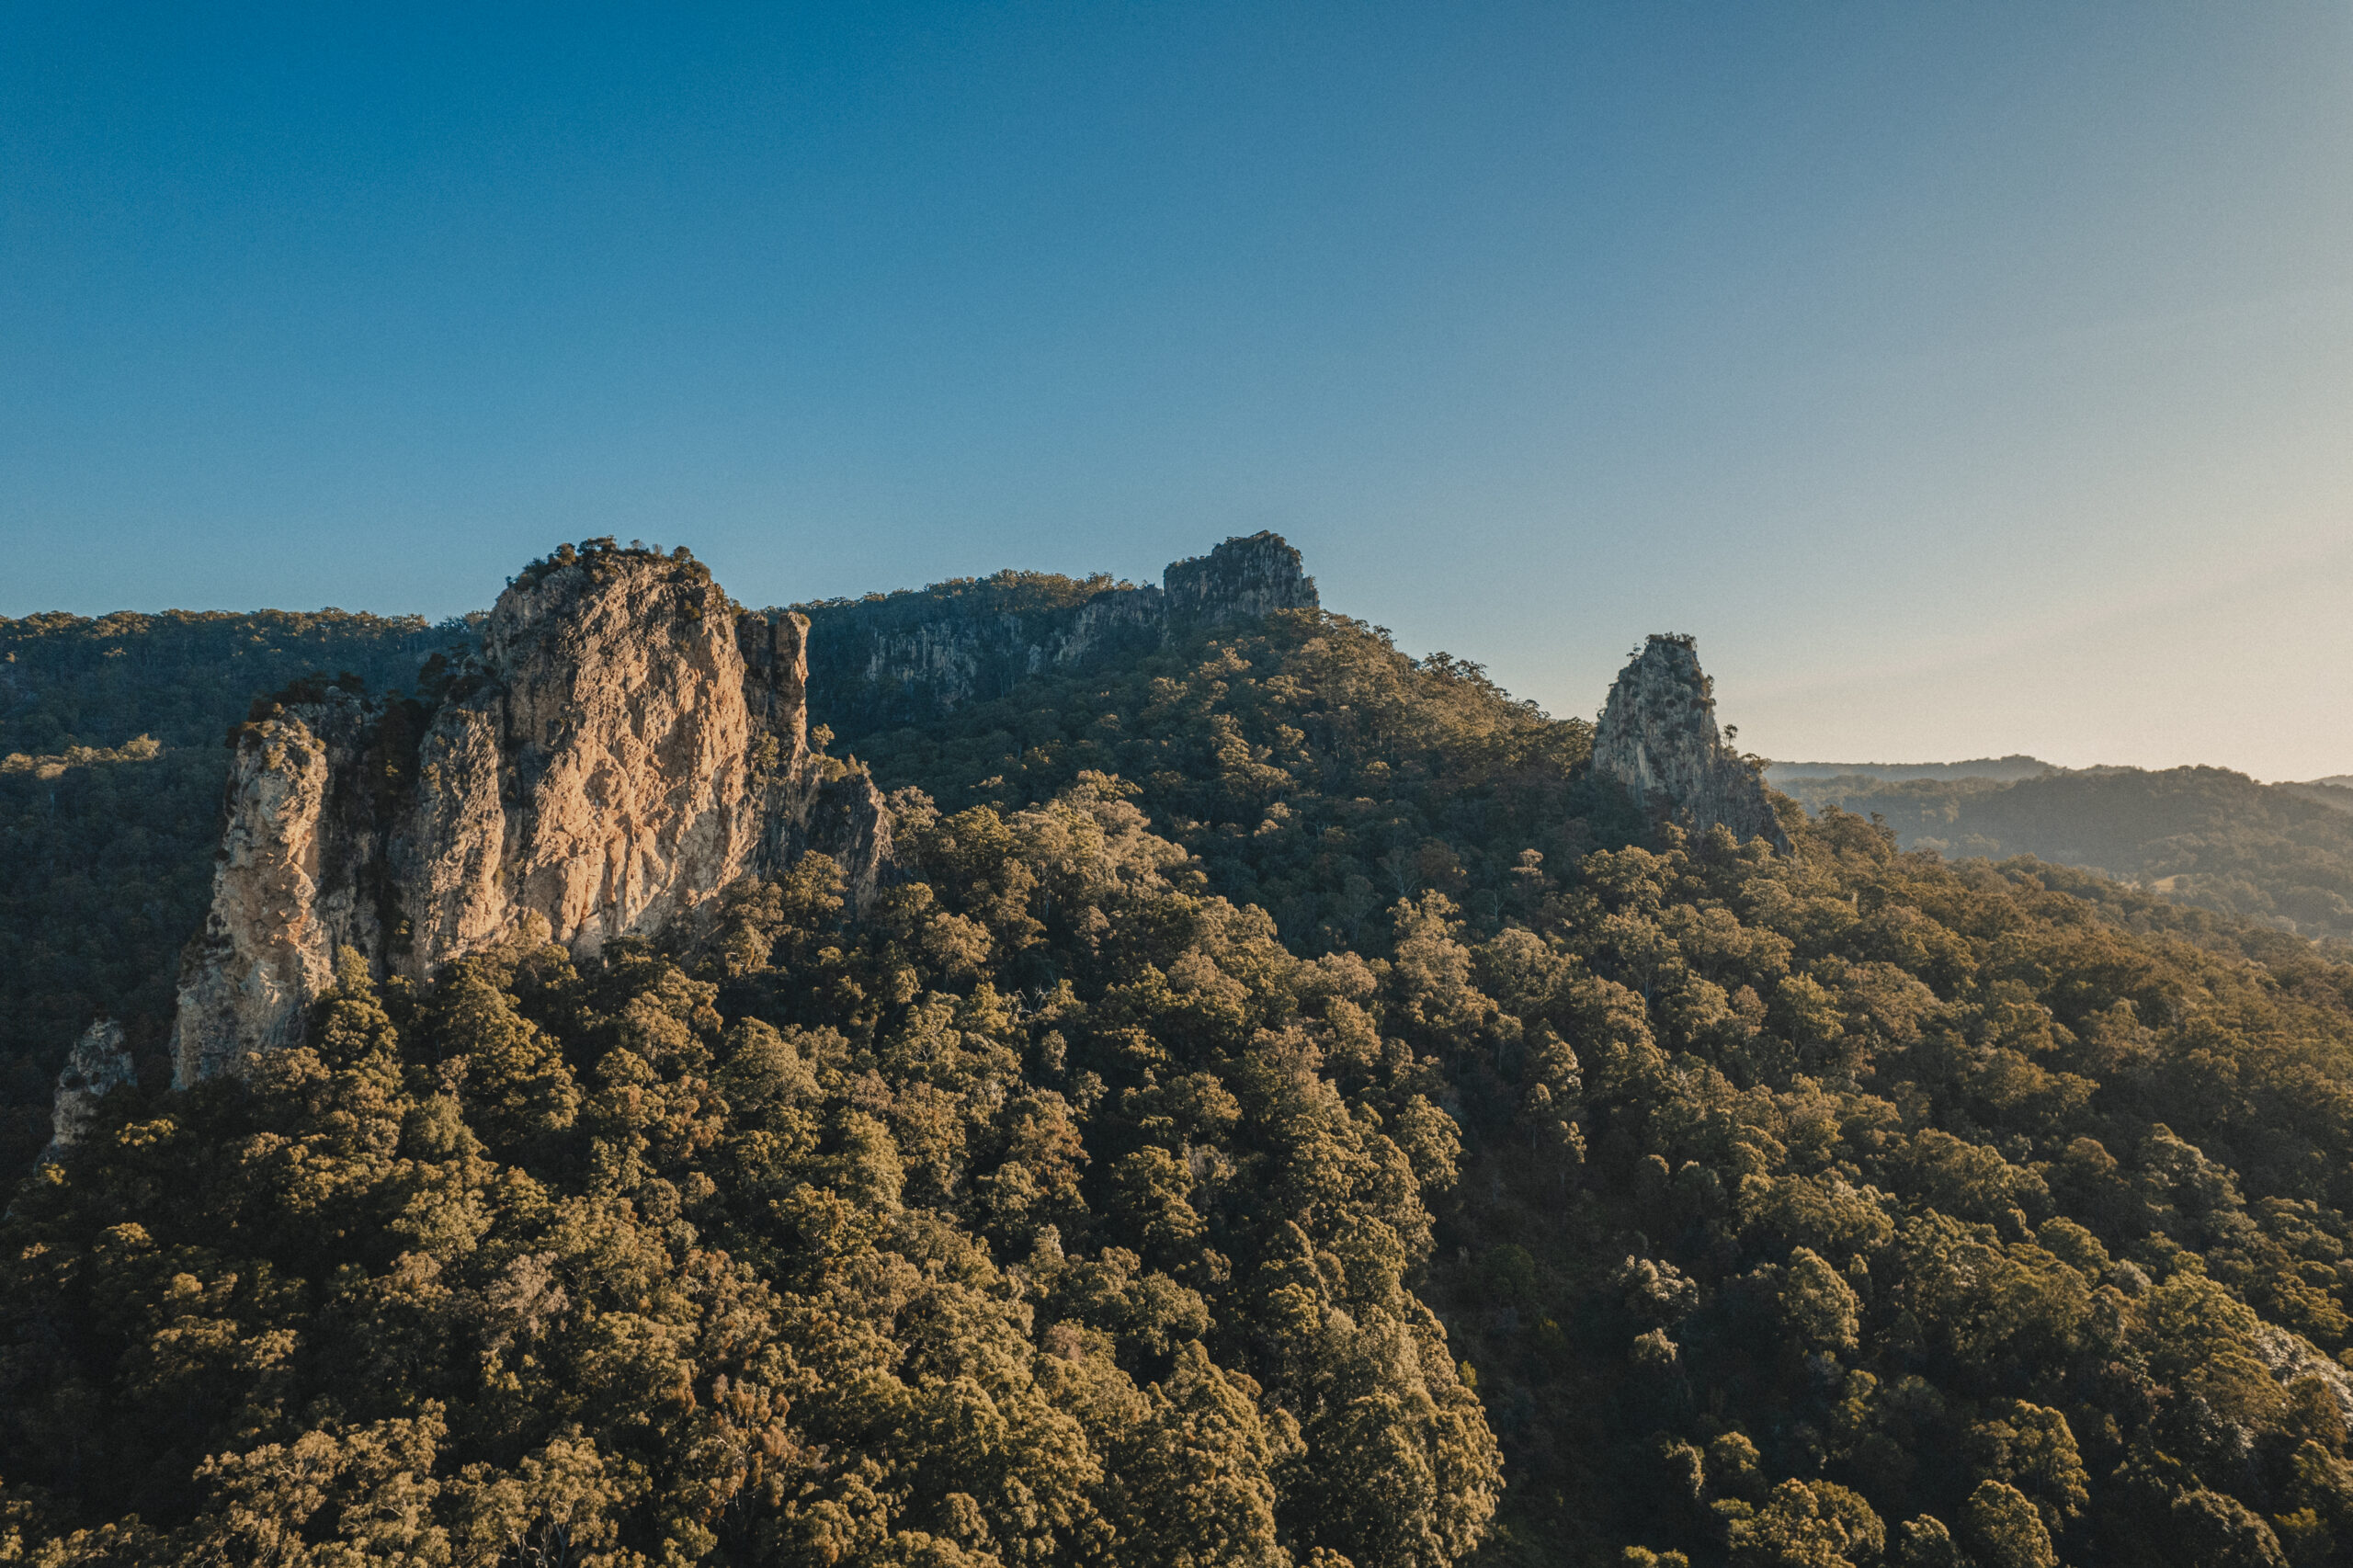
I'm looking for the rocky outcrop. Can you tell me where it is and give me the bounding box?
[393,558,790,971]
[1594,634,1790,853]
[168,543,892,1085]
[46,1018,135,1157]
[801,531,1318,738]
[171,690,389,1079]
[1161,531,1318,623]
[2255,1322,2353,1426]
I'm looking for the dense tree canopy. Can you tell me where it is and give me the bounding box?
[832,608,1635,957]
[0,611,472,1166]
[8,593,2353,1565]
[1778,767,2353,942]
[6,782,1496,1564]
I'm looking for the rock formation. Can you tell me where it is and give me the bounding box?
[44,1018,136,1158]
[1593,633,1790,853]
[1161,530,1320,623]
[801,531,1318,737]
[169,543,892,1085]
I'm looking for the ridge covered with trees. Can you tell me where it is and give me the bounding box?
[6,564,2353,1565]
[1777,767,2353,943]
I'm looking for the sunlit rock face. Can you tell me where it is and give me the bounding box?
[394,555,782,970]
[169,688,391,1082]
[1593,633,1791,854]
[801,531,1320,737]
[168,547,892,1085]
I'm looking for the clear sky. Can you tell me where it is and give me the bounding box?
[6,4,2349,778]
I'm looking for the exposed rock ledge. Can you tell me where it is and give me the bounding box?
[1593,633,1790,853]
[800,531,1319,738]
[166,543,893,1086]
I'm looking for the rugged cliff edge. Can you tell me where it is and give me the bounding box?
[166,543,892,1085]
[1592,632,1790,853]
[799,530,1318,738]
[119,550,1768,1099]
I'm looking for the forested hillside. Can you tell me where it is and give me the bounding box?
[0,610,473,1165]
[8,573,2353,1565]
[1777,768,2353,943]
[824,604,1637,952]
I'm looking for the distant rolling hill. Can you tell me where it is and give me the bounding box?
[2283,777,2353,813]
[1764,753,2055,783]
[1770,758,2353,940]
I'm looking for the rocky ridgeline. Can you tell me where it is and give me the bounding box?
[1593,633,1790,853]
[55,538,1781,1139]
[798,531,1318,737]
[53,533,1319,1125]
[165,543,892,1089]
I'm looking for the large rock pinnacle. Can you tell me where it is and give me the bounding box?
[167,543,892,1086]
[397,552,782,970]
[1593,633,1790,853]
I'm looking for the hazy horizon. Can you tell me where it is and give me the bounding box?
[6,4,2348,779]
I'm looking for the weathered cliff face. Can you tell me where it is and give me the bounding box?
[801,531,1319,738]
[44,1018,136,1158]
[393,558,784,970]
[1593,634,1791,853]
[1161,530,1317,622]
[168,546,891,1085]
[169,691,394,1080]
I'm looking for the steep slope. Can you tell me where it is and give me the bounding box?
[836,597,1626,952]
[12,540,2353,1568]
[0,609,476,1165]
[799,530,1317,739]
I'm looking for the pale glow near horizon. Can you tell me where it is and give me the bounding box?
[3,5,2347,778]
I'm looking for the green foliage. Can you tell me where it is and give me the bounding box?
[797,569,1154,736]
[835,608,1628,957]
[0,606,461,756]
[0,784,1500,1564]
[0,609,469,1167]
[1779,767,2353,941]
[9,586,2353,1564]
[1962,1479,2055,1568]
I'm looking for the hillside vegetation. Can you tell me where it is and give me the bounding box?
[1777,768,2353,943]
[0,610,472,1165]
[7,585,2353,1565]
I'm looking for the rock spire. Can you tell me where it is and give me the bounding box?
[167,543,892,1085]
[1593,633,1790,853]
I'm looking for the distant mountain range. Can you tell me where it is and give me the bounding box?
[1768,756,2353,939]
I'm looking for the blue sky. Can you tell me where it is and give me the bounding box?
[5,3,2349,777]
